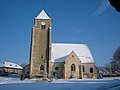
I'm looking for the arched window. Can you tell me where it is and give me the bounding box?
[82,65,85,72]
[71,64,75,71]
[40,65,44,71]
[90,67,93,73]
[41,25,46,29]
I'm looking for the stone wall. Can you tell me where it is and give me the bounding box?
[82,63,98,79]
[49,52,98,79]
[29,18,52,78]
[49,62,64,79]
[64,51,81,79]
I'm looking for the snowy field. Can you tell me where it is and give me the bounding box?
[0,76,120,90]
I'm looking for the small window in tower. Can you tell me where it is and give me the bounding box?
[40,65,44,71]
[72,55,74,57]
[41,55,43,58]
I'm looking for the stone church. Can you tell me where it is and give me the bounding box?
[28,10,98,79]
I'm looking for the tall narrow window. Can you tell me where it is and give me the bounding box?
[40,65,44,71]
[90,67,93,73]
[82,65,85,72]
[71,64,75,71]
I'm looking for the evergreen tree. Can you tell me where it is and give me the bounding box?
[111,47,120,74]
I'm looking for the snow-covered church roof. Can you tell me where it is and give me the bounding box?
[51,43,95,63]
[35,10,51,19]
[0,62,22,69]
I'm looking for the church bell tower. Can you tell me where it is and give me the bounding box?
[29,10,52,78]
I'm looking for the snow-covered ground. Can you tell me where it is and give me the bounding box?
[0,76,120,90]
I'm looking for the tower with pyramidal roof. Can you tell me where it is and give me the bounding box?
[29,10,52,78]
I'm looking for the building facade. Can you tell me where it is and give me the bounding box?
[0,62,22,75]
[29,10,98,79]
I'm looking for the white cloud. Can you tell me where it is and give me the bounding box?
[91,0,110,17]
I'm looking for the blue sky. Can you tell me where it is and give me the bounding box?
[0,0,120,66]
